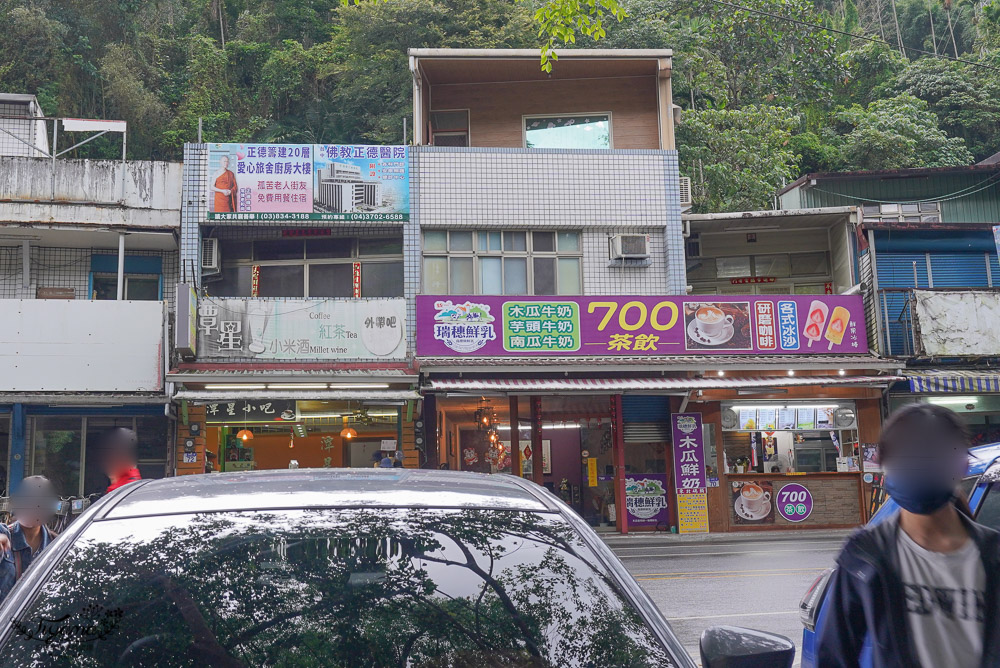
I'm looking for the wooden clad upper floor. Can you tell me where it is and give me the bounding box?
[409,49,675,151]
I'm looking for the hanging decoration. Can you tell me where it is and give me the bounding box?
[340,415,358,440]
[474,398,497,431]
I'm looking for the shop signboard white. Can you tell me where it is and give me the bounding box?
[0,299,164,391]
[196,297,406,360]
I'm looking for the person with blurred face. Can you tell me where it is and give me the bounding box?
[817,404,1000,667]
[99,427,142,494]
[0,476,58,601]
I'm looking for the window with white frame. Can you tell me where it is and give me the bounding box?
[208,236,403,298]
[861,202,941,224]
[524,114,611,150]
[422,230,582,295]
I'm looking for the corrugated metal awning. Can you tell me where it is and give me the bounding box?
[418,354,898,372]
[906,370,1000,393]
[173,389,420,402]
[426,376,904,394]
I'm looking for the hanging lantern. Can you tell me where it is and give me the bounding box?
[236,429,254,442]
[340,416,358,439]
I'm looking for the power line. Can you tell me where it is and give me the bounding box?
[812,170,1000,204]
[705,0,1000,74]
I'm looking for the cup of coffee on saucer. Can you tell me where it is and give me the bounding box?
[740,483,770,515]
[695,306,734,339]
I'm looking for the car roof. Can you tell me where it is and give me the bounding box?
[101,469,555,520]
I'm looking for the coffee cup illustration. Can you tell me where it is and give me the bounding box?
[695,305,734,338]
[740,483,771,515]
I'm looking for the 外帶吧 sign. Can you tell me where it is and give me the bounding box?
[196,297,406,360]
[417,295,868,356]
[206,143,409,222]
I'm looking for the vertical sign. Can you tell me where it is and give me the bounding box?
[352,262,362,297]
[250,265,260,297]
[587,457,598,487]
[671,413,709,534]
[755,301,776,350]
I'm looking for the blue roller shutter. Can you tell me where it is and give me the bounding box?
[928,253,988,288]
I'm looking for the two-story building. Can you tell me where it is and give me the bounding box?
[0,99,180,496]
[779,164,1000,446]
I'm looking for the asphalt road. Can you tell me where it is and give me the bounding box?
[606,533,847,666]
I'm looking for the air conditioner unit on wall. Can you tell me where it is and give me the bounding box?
[610,234,649,260]
[201,238,220,273]
[679,176,693,207]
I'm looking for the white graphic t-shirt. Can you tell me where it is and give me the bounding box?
[897,524,985,668]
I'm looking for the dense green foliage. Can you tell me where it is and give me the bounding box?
[2,0,998,211]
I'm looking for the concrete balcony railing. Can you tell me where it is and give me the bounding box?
[0,299,166,392]
[0,156,181,228]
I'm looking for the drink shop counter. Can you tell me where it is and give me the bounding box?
[721,472,865,530]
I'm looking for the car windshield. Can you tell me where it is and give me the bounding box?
[0,508,675,667]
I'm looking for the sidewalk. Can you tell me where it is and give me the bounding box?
[597,527,855,545]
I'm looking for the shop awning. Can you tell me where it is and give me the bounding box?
[426,375,904,394]
[173,389,421,402]
[906,370,1000,393]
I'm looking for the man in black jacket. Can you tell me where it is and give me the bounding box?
[817,403,1000,667]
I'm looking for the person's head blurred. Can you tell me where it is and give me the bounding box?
[220,155,230,170]
[12,476,58,529]
[98,428,138,478]
[879,403,970,515]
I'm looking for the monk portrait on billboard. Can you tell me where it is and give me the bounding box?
[212,154,237,212]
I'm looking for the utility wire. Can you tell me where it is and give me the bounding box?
[812,170,1000,204]
[705,0,1000,73]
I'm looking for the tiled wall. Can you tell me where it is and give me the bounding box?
[0,246,178,306]
[582,228,668,295]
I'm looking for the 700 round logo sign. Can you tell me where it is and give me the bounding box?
[776,483,813,522]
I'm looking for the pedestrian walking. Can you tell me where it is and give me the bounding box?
[0,476,59,602]
[816,403,1000,667]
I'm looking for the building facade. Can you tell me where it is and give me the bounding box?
[0,105,180,497]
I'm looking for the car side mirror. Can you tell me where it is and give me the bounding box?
[700,625,795,668]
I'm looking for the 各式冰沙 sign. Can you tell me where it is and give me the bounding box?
[775,483,813,522]
[671,413,709,534]
[205,143,409,221]
[196,297,406,360]
[417,295,868,356]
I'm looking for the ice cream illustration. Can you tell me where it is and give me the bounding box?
[824,306,850,350]
[803,300,829,348]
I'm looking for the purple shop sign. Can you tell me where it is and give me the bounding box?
[672,413,706,492]
[625,473,671,526]
[416,295,868,357]
[775,483,814,522]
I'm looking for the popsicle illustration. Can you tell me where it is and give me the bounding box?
[803,300,829,347]
[825,306,850,350]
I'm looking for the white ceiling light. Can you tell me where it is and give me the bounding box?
[204,384,267,390]
[267,384,329,390]
[326,383,390,389]
[927,396,978,406]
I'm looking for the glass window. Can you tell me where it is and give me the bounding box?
[32,417,81,498]
[558,258,581,294]
[309,264,354,298]
[686,258,717,283]
[525,114,612,150]
[423,230,447,252]
[533,232,556,253]
[219,239,253,261]
[211,266,252,297]
[794,284,828,295]
[361,262,404,298]
[254,240,304,261]
[754,254,791,278]
[862,204,880,215]
[307,238,354,259]
[504,232,527,252]
[557,231,580,252]
[423,257,448,293]
[880,203,899,214]
[359,237,403,256]
[504,258,528,295]
[790,252,830,277]
[901,203,920,213]
[126,277,159,300]
[477,231,502,252]
[479,257,502,294]
[449,232,473,252]
[256,265,304,297]
[534,257,556,294]
[716,256,752,279]
[919,201,939,212]
[0,509,674,667]
[450,257,473,293]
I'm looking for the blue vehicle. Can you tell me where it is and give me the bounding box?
[799,442,1000,668]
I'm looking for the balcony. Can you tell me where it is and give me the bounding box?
[876,288,1000,357]
[0,156,181,229]
[0,299,166,392]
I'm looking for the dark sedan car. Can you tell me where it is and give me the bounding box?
[0,469,793,667]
